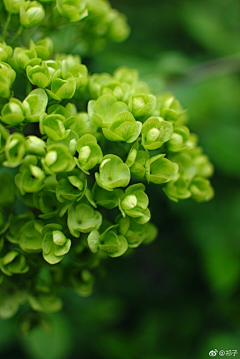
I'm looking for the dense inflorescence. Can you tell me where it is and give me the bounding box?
[0,0,214,319]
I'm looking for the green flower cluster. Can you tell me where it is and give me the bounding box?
[0,0,130,56]
[0,0,214,319]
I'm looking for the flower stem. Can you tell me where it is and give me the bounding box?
[10,25,23,45]
[2,13,11,40]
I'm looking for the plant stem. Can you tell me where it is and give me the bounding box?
[2,13,11,40]
[10,25,23,45]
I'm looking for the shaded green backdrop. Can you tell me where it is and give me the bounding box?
[1,0,240,358]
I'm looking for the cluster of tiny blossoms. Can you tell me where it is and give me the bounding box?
[0,0,214,319]
[0,0,130,54]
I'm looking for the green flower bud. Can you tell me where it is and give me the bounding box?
[19,313,52,335]
[0,280,26,319]
[29,285,62,312]
[157,94,186,122]
[167,125,190,152]
[70,269,94,296]
[48,102,77,118]
[93,184,124,209]
[145,154,179,184]
[0,250,29,276]
[141,116,173,150]
[30,38,54,60]
[100,80,131,102]
[46,129,78,157]
[126,143,149,179]
[108,12,130,43]
[33,189,61,219]
[40,113,70,141]
[75,134,103,174]
[0,173,15,208]
[47,105,77,139]
[163,174,191,202]
[68,202,102,237]
[68,112,99,139]
[168,151,197,182]
[19,220,44,253]
[68,64,88,91]
[118,216,145,248]
[142,222,158,245]
[130,152,148,178]
[0,62,16,98]
[73,237,99,267]
[26,135,46,156]
[88,94,128,128]
[88,73,112,99]
[113,67,139,85]
[56,174,87,202]
[194,153,214,178]
[46,74,76,101]
[45,59,62,79]
[102,112,142,143]
[4,132,26,167]
[1,98,25,126]
[87,226,128,257]
[20,1,45,28]
[15,155,46,195]
[119,184,150,223]
[190,177,214,202]
[42,144,75,174]
[131,82,150,96]
[6,212,34,244]
[56,0,88,22]
[26,61,52,88]
[0,42,13,62]
[128,93,156,119]
[95,154,131,191]
[117,215,158,247]
[12,47,39,71]
[42,224,71,264]
[22,88,48,122]
[3,0,25,14]
[55,53,81,71]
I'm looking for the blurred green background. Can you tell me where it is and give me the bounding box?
[1,0,240,358]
